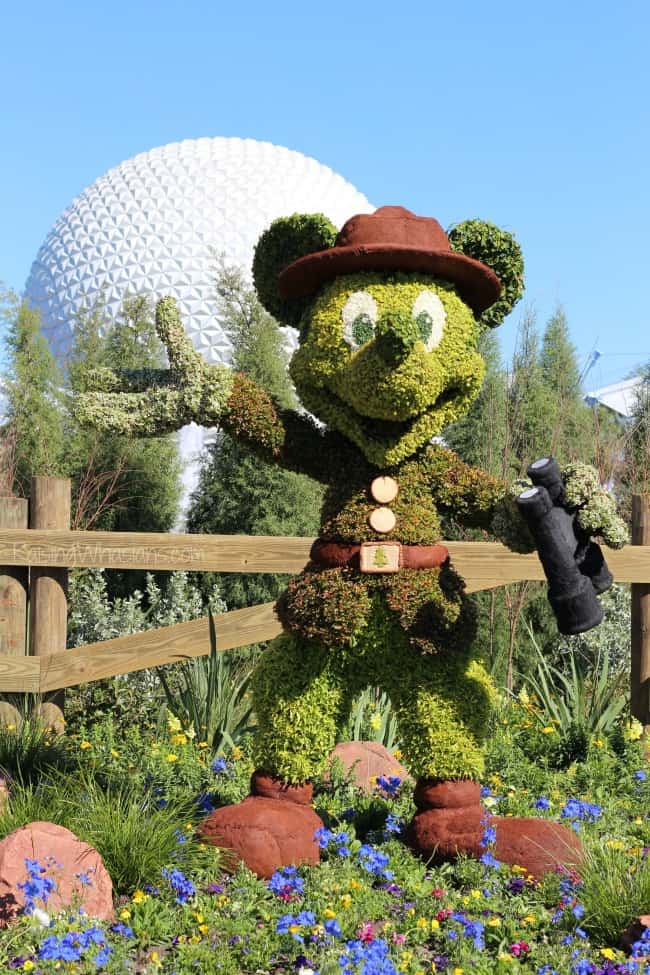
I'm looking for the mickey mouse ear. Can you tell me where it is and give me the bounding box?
[253,213,338,328]
[448,220,524,329]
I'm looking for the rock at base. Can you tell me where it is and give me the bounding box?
[328,741,411,793]
[199,794,323,879]
[0,821,113,926]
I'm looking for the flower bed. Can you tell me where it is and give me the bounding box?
[0,700,649,974]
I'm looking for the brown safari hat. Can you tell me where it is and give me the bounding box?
[278,205,501,316]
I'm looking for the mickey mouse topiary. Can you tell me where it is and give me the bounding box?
[77,205,626,879]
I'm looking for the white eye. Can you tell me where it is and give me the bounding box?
[341,291,378,348]
[413,291,446,351]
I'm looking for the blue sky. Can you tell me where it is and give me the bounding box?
[1,0,648,388]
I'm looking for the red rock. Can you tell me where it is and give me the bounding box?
[198,772,323,879]
[407,779,582,877]
[494,817,582,877]
[0,822,113,926]
[328,741,411,793]
[620,914,650,960]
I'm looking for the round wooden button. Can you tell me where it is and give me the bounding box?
[370,476,399,504]
[368,506,396,533]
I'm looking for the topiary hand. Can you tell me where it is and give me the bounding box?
[73,297,233,435]
[516,457,628,635]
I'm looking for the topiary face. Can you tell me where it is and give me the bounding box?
[290,271,485,467]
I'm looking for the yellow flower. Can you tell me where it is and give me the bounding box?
[119,908,131,920]
[323,908,337,919]
[132,889,149,904]
[453,968,464,975]
[634,816,643,825]
[198,741,209,749]
[312,924,324,937]
[430,918,440,931]
[511,864,527,875]
[189,934,201,944]
[522,914,537,925]
[171,733,187,746]
[470,889,482,899]
[606,839,624,850]
[416,916,428,929]
[340,894,352,909]
[393,749,402,759]
[194,912,204,923]
[488,917,501,927]
[592,738,604,748]
[542,726,555,734]
[80,740,92,750]
[167,713,182,733]
[498,953,514,963]
[289,924,301,935]
[166,753,179,763]
[198,923,209,934]
[350,879,362,890]
[369,714,381,731]
[22,963,35,972]
[110,749,119,758]
[625,719,643,741]
[600,948,616,961]
[489,773,502,786]
[232,746,243,760]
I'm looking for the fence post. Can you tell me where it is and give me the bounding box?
[631,493,650,734]
[29,477,71,732]
[0,496,29,728]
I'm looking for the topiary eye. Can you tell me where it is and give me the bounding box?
[342,291,377,349]
[412,291,446,351]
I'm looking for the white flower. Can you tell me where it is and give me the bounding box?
[31,907,50,927]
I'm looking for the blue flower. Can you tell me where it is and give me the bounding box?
[111,922,135,939]
[357,844,393,880]
[325,918,342,938]
[480,851,501,869]
[481,825,497,846]
[635,770,647,782]
[211,757,229,774]
[535,796,551,810]
[383,814,402,840]
[572,903,585,919]
[375,775,401,797]
[93,944,112,967]
[269,867,304,900]
[162,867,196,904]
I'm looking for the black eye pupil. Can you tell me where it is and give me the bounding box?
[416,311,433,343]
[352,314,374,346]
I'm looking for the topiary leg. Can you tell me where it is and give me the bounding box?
[251,632,351,784]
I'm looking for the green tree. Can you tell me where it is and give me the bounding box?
[1,290,65,490]
[187,260,323,610]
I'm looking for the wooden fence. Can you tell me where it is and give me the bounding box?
[1,478,649,731]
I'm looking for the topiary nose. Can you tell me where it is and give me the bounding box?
[374,312,420,365]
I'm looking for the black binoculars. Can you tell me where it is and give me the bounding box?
[516,457,612,635]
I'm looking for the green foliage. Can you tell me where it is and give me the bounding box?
[580,841,650,946]
[1,290,65,488]
[252,212,338,327]
[158,613,256,752]
[0,715,71,785]
[523,624,628,742]
[343,687,399,751]
[65,569,224,732]
[448,219,525,330]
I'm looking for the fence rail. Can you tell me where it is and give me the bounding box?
[0,479,649,732]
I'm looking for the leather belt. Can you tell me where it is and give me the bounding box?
[310,539,449,572]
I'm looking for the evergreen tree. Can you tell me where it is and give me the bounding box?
[1,290,65,490]
[187,260,323,609]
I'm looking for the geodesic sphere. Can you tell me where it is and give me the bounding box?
[25,137,372,364]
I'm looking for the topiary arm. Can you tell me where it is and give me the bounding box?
[421,443,535,551]
[74,297,234,435]
[221,372,359,483]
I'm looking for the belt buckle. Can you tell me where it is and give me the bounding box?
[359,541,401,574]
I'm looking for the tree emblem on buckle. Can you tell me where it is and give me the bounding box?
[359,541,401,573]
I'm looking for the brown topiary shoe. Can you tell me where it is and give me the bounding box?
[406,779,582,878]
[197,770,323,879]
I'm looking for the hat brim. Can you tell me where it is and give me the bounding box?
[278,243,501,317]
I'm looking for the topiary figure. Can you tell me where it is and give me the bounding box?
[76,206,626,879]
